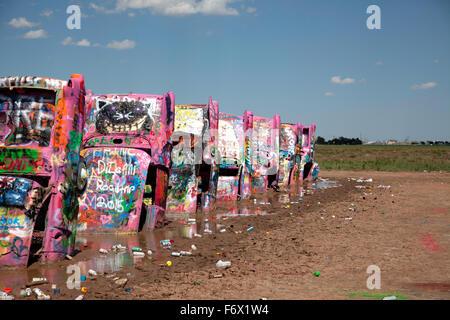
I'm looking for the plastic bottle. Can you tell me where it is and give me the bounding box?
[216,260,231,268]
[180,251,192,256]
[88,269,97,276]
[171,252,181,257]
[75,295,84,300]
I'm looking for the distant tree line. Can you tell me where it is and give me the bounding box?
[316,136,362,145]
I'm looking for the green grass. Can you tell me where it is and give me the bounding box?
[315,145,450,172]
[348,291,409,300]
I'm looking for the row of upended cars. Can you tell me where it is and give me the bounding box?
[0,74,318,268]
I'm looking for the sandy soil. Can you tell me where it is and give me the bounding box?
[3,170,449,300]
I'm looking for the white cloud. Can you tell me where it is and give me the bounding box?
[61,36,73,45]
[90,3,117,14]
[24,29,47,39]
[106,39,136,50]
[110,0,239,16]
[62,37,92,47]
[411,82,437,90]
[324,92,334,96]
[8,17,38,28]
[331,76,355,85]
[76,39,91,47]
[41,9,53,17]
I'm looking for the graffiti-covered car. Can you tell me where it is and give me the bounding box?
[216,111,253,201]
[250,114,281,193]
[0,75,86,268]
[299,123,319,181]
[166,98,219,214]
[77,91,175,233]
[278,123,301,186]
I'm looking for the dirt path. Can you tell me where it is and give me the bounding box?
[3,170,449,300]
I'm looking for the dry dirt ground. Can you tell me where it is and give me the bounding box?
[3,170,450,300]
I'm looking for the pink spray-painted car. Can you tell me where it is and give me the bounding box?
[77,91,175,233]
[250,114,281,193]
[216,111,253,201]
[0,74,86,268]
[166,98,219,214]
[299,123,319,181]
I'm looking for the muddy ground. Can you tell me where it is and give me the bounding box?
[2,170,449,300]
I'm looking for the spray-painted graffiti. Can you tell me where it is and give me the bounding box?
[0,177,42,267]
[78,147,150,233]
[166,99,219,213]
[278,123,299,186]
[0,74,86,268]
[251,115,280,192]
[0,94,55,147]
[218,113,244,168]
[0,76,67,91]
[299,124,319,181]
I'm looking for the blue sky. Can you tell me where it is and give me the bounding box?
[1,0,449,141]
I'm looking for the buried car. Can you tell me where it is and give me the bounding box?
[0,75,86,268]
[277,122,301,186]
[166,98,219,214]
[216,111,253,201]
[299,123,319,181]
[250,114,281,193]
[77,91,175,233]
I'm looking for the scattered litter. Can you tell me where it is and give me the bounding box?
[345,217,353,221]
[65,255,73,260]
[53,289,60,294]
[125,288,131,292]
[213,274,223,278]
[357,178,373,183]
[81,287,88,293]
[314,271,320,277]
[32,277,47,282]
[147,250,153,255]
[166,261,172,267]
[161,239,173,249]
[193,281,200,285]
[99,248,108,254]
[115,278,128,287]
[188,218,196,223]
[191,244,197,251]
[80,275,86,281]
[247,226,254,232]
[88,269,97,276]
[0,292,14,300]
[332,215,336,218]
[260,298,267,300]
[355,185,366,189]
[131,247,143,252]
[133,251,145,257]
[216,260,231,268]
[377,185,391,189]
[75,295,84,300]
[112,244,127,251]
[33,288,50,300]
[204,229,213,234]
[382,296,397,300]
[180,251,192,256]
[194,234,202,238]
[382,211,386,215]
[219,229,226,233]
[171,252,181,257]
